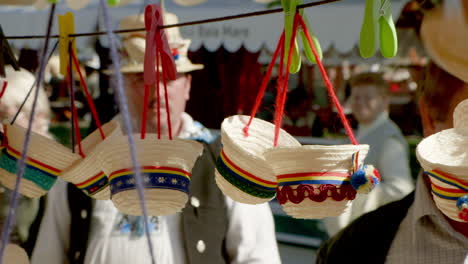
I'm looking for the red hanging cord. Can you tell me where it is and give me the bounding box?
[273,13,300,146]
[0,81,7,100]
[141,83,150,139]
[243,31,285,137]
[297,15,358,145]
[70,51,105,140]
[160,48,173,140]
[155,47,162,139]
[66,64,84,157]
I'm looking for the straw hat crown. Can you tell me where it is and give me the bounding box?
[417,99,468,177]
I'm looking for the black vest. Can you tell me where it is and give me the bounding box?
[67,138,229,264]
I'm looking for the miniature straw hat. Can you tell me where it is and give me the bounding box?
[214,115,301,204]
[59,120,122,200]
[106,12,203,74]
[417,99,468,222]
[100,134,203,216]
[265,144,378,219]
[0,123,80,198]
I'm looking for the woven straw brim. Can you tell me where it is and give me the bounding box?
[0,170,48,198]
[416,129,468,180]
[265,144,369,219]
[5,124,80,170]
[431,194,464,222]
[100,135,203,216]
[60,120,122,200]
[216,115,300,203]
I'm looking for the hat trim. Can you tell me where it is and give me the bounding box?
[109,166,191,196]
[430,183,466,200]
[76,171,108,196]
[426,170,468,192]
[0,147,57,191]
[218,149,276,188]
[276,184,357,205]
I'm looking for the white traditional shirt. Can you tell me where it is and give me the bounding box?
[31,113,281,264]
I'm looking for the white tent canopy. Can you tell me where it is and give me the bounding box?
[0,0,406,54]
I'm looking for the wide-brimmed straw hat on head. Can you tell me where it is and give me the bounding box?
[109,12,203,74]
[417,99,468,222]
[214,115,301,204]
[100,135,203,216]
[59,120,122,200]
[265,144,378,219]
[0,124,80,198]
[420,1,468,83]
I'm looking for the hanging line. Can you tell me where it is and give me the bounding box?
[70,50,105,139]
[9,40,59,125]
[0,4,57,263]
[99,1,156,264]
[273,12,301,147]
[3,0,341,40]
[297,13,358,145]
[242,31,285,137]
[66,51,85,157]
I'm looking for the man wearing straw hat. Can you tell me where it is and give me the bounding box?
[31,11,281,264]
[316,0,468,263]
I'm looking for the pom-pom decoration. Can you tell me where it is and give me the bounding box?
[456,195,468,222]
[349,151,380,194]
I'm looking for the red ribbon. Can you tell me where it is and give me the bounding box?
[0,81,7,100]
[144,4,176,85]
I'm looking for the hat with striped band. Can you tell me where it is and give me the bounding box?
[214,115,301,205]
[417,99,468,222]
[99,134,203,216]
[265,144,377,219]
[0,123,81,198]
[59,120,122,200]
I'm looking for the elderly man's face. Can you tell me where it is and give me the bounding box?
[124,72,191,135]
[350,85,389,125]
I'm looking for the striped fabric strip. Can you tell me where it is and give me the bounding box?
[277,171,351,186]
[425,170,468,192]
[4,146,61,176]
[218,149,276,190]
[109,166,191,195]
[0,147,58,190]
[430,183,467,201]
[76,171,108,195]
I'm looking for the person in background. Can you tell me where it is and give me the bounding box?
[324,72,414,236]
[31,12,281,264]
[317,0,468,263]
[0,65,52,255]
